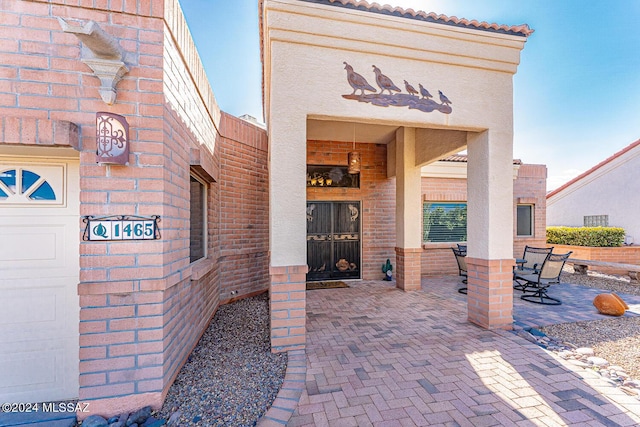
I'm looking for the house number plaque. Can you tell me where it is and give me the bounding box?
[83,215,161,241]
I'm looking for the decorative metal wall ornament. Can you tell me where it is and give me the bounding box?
[96,112,129,165]
[342,62,452,114]
[348,204,359,222]
[348,124,361,174]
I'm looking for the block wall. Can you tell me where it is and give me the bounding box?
[421,164,548,276]
[513,164,547,257]
[421,177,467,275]
[218,113,269,301]
[307,140,396,280]
[0,0,269,418]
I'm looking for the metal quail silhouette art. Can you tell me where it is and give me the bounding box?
[438,90,452,106]
[341,62,452,114]
[404,80,419,96]
[419,83,433,100]
[343,62,376,96]
[372,65,401,95]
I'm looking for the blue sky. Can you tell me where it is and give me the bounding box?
[181,0,640,191]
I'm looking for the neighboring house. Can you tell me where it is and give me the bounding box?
[547,138,640,244]
[0,0,535,419]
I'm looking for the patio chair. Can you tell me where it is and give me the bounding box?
[451,247,467,294]
[516,251,572,305]
[513,246,553,291]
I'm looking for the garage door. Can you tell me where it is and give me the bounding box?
[0,158,80,403]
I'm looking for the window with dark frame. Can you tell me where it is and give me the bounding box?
[189,174,206,263]
[516,204,534,237]
[423,202,467,243]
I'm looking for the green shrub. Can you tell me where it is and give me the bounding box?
[546,226,625,247]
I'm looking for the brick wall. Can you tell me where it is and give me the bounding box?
[218,113,269,301]
[421,177,466,275]
[307,140,396,280]
[421,164,547,276]
[513,164,547,256]
[0,0,269,418]
[553,244,640,275]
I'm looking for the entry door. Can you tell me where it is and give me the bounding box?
[0,158,80,403]
[307,201,360,281]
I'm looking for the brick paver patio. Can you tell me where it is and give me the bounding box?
[279,277,640,426]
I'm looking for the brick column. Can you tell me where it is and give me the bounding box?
[269,265,307,353]
[466,257,515,329]
[395,247,421,291]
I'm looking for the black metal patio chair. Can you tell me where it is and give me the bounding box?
[451,246,467,294]
[515,251,572,305]
[513,246,553,291]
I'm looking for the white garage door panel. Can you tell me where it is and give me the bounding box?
[0,227,63,273]
[0,158,79,403]
[0,229,58,261]
[0,338,77,403]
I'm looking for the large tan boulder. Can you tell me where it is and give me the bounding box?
[593,293,628,316]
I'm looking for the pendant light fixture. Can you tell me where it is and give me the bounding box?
[348,123,361,174]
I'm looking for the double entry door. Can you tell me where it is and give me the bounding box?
[306,201,361,281]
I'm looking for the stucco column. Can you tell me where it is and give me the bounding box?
[268,112,307,352]
[395,127,422,291]
[466,130,515,329]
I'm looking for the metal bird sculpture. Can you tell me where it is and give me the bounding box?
[404,80,419,96]
[419,84,433,100]
[343,62,376,95]
[372,65,401,95]
[438,90,452,105]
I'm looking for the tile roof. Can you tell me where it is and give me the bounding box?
[547,138,640,198]
[440,154,522,165]
[296,0,534,37]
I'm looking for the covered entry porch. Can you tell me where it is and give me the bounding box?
[261,0,533,351]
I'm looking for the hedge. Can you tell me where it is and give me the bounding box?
[546,226,625,247]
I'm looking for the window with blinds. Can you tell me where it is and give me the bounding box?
[423,202,467,243]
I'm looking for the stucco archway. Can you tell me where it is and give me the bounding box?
[261,0,532,352]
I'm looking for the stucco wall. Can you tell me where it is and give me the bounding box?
[547,144,640,243]
[264,0,528,268]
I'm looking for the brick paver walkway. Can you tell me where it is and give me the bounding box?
[285,277,640,426]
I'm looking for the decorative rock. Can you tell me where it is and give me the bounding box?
[142,420,166,427]
[82,415,109,427]
[587,356,609,367]
[109,422,125,427]
[575,347,595,356]
[108,417,119,424]
[593,293,627,316]
[517,330,538,344]
[612,292,630,309]
[126,406,152,426]
[166,411,181,426]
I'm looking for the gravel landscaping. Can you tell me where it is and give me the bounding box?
[540,268,640,381]
[158,292,287,427]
